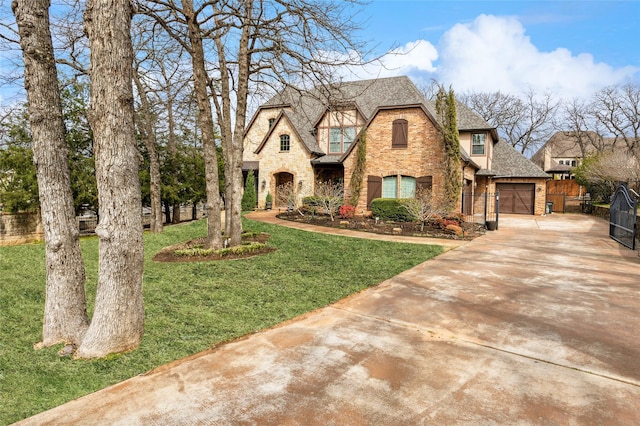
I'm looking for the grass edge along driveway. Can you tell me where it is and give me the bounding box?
[0,217,443,424]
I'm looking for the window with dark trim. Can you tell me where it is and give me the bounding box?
[382,176,397,198]
[392,119,408,148]
[400,176,416,198]
[472,133,486,155]
[280,134,290,152]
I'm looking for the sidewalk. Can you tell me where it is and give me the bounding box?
[18,213,640,425]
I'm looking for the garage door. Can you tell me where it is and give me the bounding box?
[497,183,535,215]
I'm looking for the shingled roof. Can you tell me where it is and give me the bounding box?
[256,76,496,156]
[491,139,549,178]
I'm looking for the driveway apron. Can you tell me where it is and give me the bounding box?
[18,214,640,425]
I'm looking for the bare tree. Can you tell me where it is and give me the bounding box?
[12,0,89,349]
[208,0,369,245]
[76,0,144,359]
[591,84,640,157]
[133,69,163,233]
[275,180,302,214]
[314,180,344,221]
[139,0,224,249]
[139,0,369,248]
[558,98,607,157]
[404,187,448,231]
[459,89,559,156]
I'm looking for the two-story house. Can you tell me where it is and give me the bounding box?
[243,76,548,217]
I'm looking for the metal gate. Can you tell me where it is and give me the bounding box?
[463,191,499,229]
[609,183,638,250]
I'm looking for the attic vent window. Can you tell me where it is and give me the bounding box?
[472,133,486,155]
[392,119,408,148]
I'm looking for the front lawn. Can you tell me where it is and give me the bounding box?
[0,217,442,424]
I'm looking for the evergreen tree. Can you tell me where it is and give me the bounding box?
[241,169,257,211]
[436,86,462,211]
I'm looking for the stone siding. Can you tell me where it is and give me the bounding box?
[0,212,44,245]
[247,113,314,209]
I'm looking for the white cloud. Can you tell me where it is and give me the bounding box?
[347,14,638,100]
[436,14,638,98]
[342,40,438,81]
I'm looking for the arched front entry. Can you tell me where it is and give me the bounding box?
[274,172,294,208]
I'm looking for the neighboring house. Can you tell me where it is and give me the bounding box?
[243,76,548,217]
[531,131,611,180]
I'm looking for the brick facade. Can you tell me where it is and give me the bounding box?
[343,107,448,213]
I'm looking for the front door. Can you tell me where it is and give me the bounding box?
[274,172,294,208]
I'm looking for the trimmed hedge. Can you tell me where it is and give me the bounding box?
[370,198,414,222]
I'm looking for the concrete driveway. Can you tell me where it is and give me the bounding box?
[18,214,640,425]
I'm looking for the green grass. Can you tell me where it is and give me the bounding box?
[0,217,443,424]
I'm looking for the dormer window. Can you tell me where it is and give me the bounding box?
[472,134,486,155]
[318,108,362,154]
[329,127,356,153]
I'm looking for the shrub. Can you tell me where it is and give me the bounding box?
[339,204,356,219]
[370,198,414,222]
[241,170,257,211]
[217,242,266,257]
[302,194,344,220]
[174,247,214,257]
[302,196,325,207]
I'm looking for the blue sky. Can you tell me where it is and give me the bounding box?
[1,1,638,104]
[347,0,640,98]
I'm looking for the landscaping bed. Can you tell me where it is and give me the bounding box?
[276,212,486,240]
[153,231,275,262]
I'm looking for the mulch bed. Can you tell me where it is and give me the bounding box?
[153,232,275,263]
[277,212,486,240]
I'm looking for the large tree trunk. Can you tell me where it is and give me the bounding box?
[133,73,163,233]
[13,0,89,348]
[77,0,144,359]
[184,0,223,250]
[213,1,251,247]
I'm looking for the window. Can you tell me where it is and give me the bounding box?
[343,127,356,151]
[559,160,564,165]
[268,118,275,128]
[392,119,408,148]
[329,128,342,153]
[280,134,290,152]
[571,160,577,167]
[382,176,397,198]
[400,176,416,198]
[472,133,486,155]
[329,126,356,153]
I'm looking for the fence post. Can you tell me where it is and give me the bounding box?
[495,191,500,230]
[483,192,488,224]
